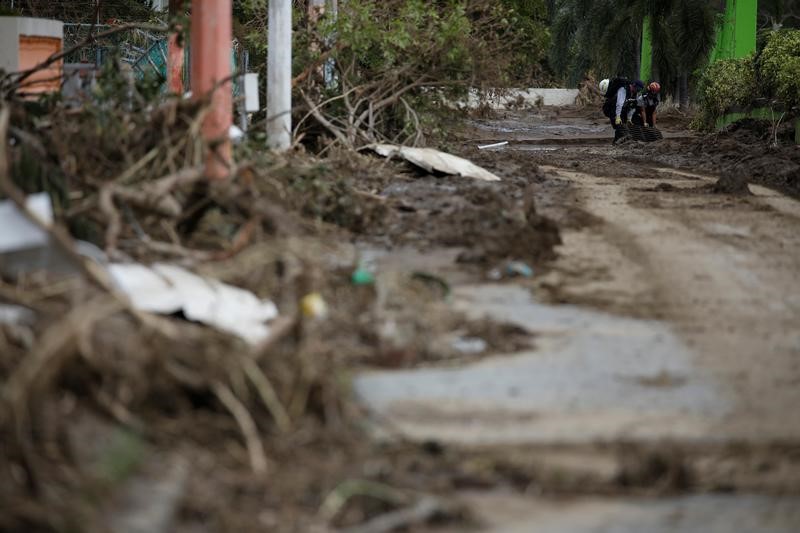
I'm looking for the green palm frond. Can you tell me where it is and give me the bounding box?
[672,0,717,70]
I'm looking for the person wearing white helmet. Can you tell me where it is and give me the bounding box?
[633,81,661,128]
[601,77,644,143]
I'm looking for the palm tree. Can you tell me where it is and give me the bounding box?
[644,0,718,107]
[550,0,718,107]
[760,0,800,29]
[550,0,636,84]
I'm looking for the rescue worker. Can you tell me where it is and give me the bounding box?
[600,78,644,144]
[632,82,661,128]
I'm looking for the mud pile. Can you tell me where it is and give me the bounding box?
[1,93,560,532]
[632,119,800,199]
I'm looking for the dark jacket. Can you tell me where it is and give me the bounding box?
[602,78,636,118]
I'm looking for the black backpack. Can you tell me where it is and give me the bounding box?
[603,77,629,118]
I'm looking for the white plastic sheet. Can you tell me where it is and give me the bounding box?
[109,263,279,345]
[0,192,53,253]
[370,144,502,182]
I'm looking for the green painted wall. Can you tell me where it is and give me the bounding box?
[704,1,766,136]
[640,2,757,78]
[714,107,776,130]
[710,0,757,62]
[733,0,758,57]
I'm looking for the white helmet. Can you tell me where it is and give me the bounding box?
[599,78,610,95]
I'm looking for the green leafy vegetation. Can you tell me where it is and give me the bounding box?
[692,55,757,130]
[498,0,552,84]
[760,30,800,106]
[234,0,549,149]
[5,0,157,23]
[692,29,800,131]
[236,0,549,87]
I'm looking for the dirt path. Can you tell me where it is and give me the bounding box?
[356,110,800,531]
[539,163,800,441]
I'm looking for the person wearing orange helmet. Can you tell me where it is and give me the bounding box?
[633,81,661,128]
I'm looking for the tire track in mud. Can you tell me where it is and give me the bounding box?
[538,164,800,444]
[435,113,800,530]
[356,161,800,506]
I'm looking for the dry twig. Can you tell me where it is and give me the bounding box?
[240,357,292,433]
[211,381,269,476]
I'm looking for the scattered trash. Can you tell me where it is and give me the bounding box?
[0,192,106,277]
[301,292,328,319]
[0,304,36,326]
[411,271,451,298]
[351,268,376,286]
[487,268,503,281]
[451,336,488,355]
[108,263,279,344]
[477,141,509,150]
[368,143,502,182]
[0,192,52,253]
[506,261,534,278]
[229,124,245,142]
[487,261,534,280]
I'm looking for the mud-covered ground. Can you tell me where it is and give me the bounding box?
[388,106,800,530]
[3,103,800,532]
[459,108,800,199]
[1,100,563,533]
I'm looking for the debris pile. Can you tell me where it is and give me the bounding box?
[0,65,560,529]
[632,120,800,199]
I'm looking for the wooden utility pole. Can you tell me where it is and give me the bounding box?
[191,0,233,180]
[167,0,185,94]
[267,0,292,151]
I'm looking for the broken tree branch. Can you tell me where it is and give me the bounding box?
[211,381,268,476]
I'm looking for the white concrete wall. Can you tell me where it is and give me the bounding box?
[0,18,22,72]
[463,88,580,109]
[0,17,64,73]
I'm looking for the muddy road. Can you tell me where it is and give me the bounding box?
[5,104,799,532]
[355,108,800,531]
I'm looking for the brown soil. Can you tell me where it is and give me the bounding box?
[4,99,800,532]
[1,97,561,532]
[322,153,561,265]
[619,119,800,199]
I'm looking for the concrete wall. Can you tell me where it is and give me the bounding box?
[0,17,63,92]
[464,88,580,109]
[0,17,63,72]
[0,18,22,73]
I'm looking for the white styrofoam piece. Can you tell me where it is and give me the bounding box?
[107,263,185,314]
[229,124,244,141]
[0,192,53,253]
[108,263,278,345]
[371,144,501,182]
[244,72,260,112]
[0,304,36,326]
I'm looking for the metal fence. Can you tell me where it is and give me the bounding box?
[63,23,166,66]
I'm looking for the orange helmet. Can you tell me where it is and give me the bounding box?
[648,82,661,94]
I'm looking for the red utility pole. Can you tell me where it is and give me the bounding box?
[191,0,232,180]
[168,0,184,95]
